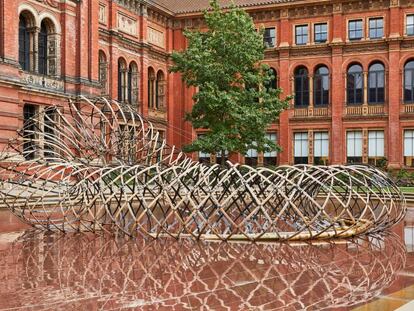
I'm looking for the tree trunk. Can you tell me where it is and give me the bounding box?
[221,150,226,166]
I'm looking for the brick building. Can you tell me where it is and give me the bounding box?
[2,0,414,169]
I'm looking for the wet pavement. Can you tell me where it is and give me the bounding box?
[0,209,413,310]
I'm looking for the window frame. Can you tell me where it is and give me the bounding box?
[407,14,414,36]
[314,23,328,44]
[313,131,329,165]
[294,67,310,107]
[368,17,384,40]
[314,66,330,106]
[263,27,276,49]
[347,64,364,105]
[294,132,309,165]
[19,16,30,71]
[295,24,309,46]
[38,22,48,75]
[348,19,364,41]
[404,61,414,103]
[346,130,363,164]
[404,129,414,167]
[368,63,385,104]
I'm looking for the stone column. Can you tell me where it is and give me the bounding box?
[363,71,368,115]
[308,130,314,165]
[29,27,39,73]
[309,75,314,116]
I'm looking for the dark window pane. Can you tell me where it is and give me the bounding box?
[264,28,276,48]
[38,23,48,75]
[23,105,37,160]
[19,16,30,71]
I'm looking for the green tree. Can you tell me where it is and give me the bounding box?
[170,0,290,165]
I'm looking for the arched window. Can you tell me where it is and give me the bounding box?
[38,21,48,75]
[314,66,329,106]
[368,62,385,104]
[19,15,30,71]
[98,51,108,95]
[294,66,309,107]
[156,70,165,109]
[118,58,127,102]
[404,61,414,103]
[128,62,138,105]
[347,64,363,105]
[148,67,155,108]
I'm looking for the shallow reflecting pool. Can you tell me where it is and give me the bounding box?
[0,209,414,311]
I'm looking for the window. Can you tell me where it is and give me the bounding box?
[295,25,308,45]
[38,22,48,75]
[264,28,276,48]
[118,59,127,102]
[294,132,308,164]
[23,105,37,160]
[407,14,414,36]
[369,18,384,39]
[156,71,166,109]
[245,143,258,166]
[347,64,364,105]
[148,67,156,108]
[314,132,329,165]
[314,23,328,43]
[128,62,138,105]
[44,107,57,159]
[19,15,30,71]
[368,130,384,165]
[348,20,363,40]
[264,133,277,166]
[404,61,414,103]
[294,67,309,107]
[347,131,363,163]
[368,63,385,104]
[314,66,329,106]
[99,51,108,95]
[405,130,414,167]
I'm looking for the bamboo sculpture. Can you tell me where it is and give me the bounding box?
[0,97,406,240]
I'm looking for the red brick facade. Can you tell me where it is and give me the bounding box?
[2,0,414,169]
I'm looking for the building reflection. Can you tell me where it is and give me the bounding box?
[0,230,406,310]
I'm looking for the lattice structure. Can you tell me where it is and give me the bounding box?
[0,232,406,310]
[0,97,406,240]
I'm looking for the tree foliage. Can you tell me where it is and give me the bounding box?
[170,0,290,164]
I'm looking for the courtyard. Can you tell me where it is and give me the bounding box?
[0,208,413,310]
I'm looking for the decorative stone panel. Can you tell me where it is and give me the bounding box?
[148,27,165,48]
[117,12,138,36]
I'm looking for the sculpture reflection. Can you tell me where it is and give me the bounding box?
[0,231,406,310]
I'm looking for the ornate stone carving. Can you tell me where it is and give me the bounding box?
[148,27,165,48]
[35,0,59,8]
[117,12,138,36]
[22,72,64,92]
[99,4,107,25]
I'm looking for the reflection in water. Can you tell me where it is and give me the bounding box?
[0,231,406,310]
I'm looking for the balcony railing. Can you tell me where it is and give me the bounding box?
[293,106,330,118]
[404,104,414,113]
[21,72,64,92]
[345,104,385,116]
